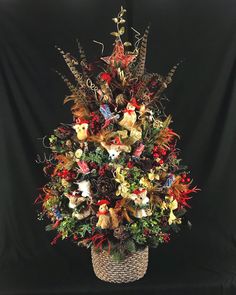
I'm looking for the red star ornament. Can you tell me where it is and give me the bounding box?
[101,40,137,68]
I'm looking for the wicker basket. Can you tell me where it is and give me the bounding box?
[91,246,149,283]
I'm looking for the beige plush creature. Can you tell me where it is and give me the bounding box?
[119,102,137,130]
[101,141,131,159]
[64,192,86,209]
[129,189,152,218]
[73,119,89,141]
[96,200,111,229]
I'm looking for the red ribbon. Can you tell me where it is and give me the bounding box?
[97,210,109,216]
[82,233,111,254]
[123,109,134,115]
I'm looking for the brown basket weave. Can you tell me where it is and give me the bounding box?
[91,246,149,283]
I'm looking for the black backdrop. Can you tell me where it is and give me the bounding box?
[0,0,236,294]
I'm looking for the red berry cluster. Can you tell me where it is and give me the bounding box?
[90,112,102,134]
[57,169,76,181]
[127,161,134,169]
[143,228,150,236]
[152,146,167,165]
[181,173,191,183]
[90,162,98,170]
[98,164,109,176]
[160,232,171,243]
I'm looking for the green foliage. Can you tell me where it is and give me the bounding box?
[124,239,136,253]
[110,248,126,262]
[58,216,78,239]
[77,223,92,238]
[81,147,108,165]
[48,134,66,153]
[127,212,162,246]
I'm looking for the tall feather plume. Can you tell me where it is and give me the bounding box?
[135,25,150,78]
[77,40,88,65]
[155,61,182,97]
[55,70,78,94]
[77,40,89,78]
[55,46,85,86]
[165,61,182,85]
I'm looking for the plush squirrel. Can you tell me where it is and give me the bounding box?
[96,199,111,229]
[96,200,120,229]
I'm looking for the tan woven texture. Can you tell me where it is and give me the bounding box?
[91,246,149,283]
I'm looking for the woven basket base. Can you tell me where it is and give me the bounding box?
[91,246,149,283]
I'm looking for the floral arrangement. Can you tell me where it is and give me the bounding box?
[35,7,199,262]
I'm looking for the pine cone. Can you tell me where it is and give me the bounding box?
[113,225,129,240]
[96,175,117,196]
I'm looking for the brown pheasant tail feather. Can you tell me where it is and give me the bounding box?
[55,71,77,94]
[55,45,84,86]
[135,25,150,78]
[165,61,182,85]
[77,40,88,65]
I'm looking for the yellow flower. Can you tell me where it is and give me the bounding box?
[116,183,130,198]
[139,177,152,189]
[148,169,160,181]
[75,149,83,159]
[61,179,71,188]
[165,196,179,225]
[160,196,180,225]
[115,167,130,198]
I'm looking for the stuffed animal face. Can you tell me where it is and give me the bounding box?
[65,192,86,209]
[73,123,89,141]
[98,204,108,213]
[107,146,122,159]
[126,103,136,111]
[101,142,131,159]
[130,189,149,206]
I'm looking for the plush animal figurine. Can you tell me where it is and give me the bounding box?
[64,191,86,209]
[76,180,92,198]
[96,200,111,229]
[101,141,131,159]
[73,118,89,141]
[129,189,151,218]
[119,98,140,131]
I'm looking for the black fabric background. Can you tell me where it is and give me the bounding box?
[0,0,236,294]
